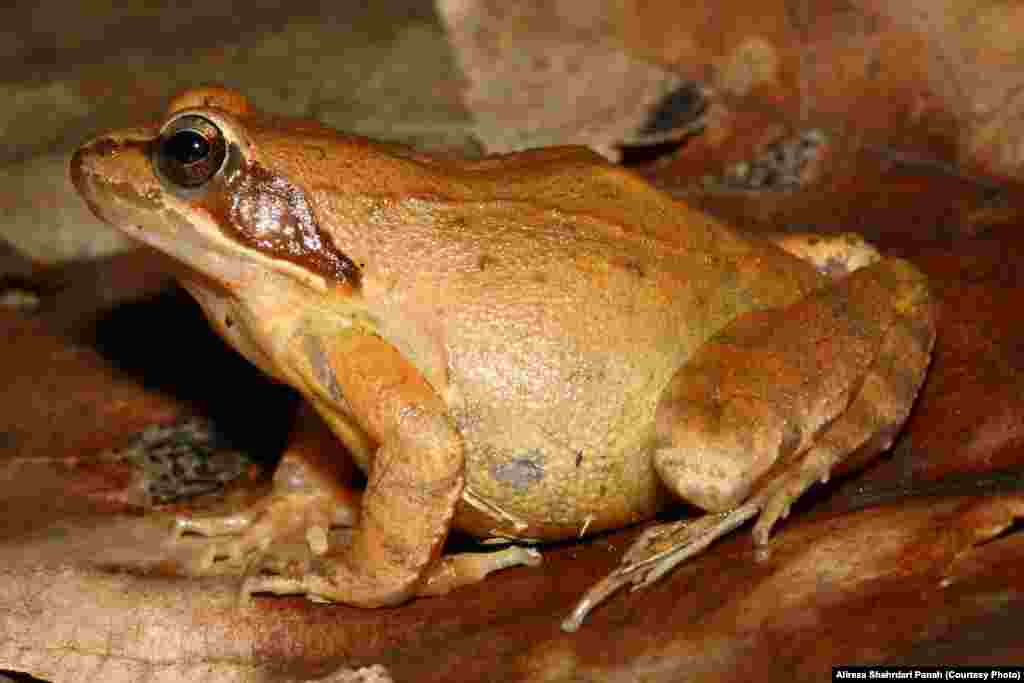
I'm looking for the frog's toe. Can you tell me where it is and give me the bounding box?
[749,452,835,545]
[174,527,274,575]
[562,504,760,632]
[241,555,350,603]
[171,497,268,540]
[241,573,310,602]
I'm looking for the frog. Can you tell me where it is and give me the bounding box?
[70,86,935,631]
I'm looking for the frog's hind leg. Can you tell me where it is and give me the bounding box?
[749,268,935,543]
[172,404,361,573]
[563,257,935,631]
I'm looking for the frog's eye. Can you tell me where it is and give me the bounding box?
[154,114,228,189]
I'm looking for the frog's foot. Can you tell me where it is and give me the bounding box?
[562,504,759,632]
[243,545,544,602]
[562,419,889,632]
[562,429,877,632]
[172,490,357,574]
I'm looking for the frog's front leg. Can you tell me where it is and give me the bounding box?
[174,333,541,603]
[197,330,459,606]
[564,257,935,631]
[180,330,539,606]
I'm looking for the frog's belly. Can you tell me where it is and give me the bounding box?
[450,413,672,541]
[441,330,682,539]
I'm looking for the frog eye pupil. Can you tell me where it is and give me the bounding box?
[154,114,228,190]
[165,130,209,165]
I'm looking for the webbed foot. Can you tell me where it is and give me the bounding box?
[563,350,924,633]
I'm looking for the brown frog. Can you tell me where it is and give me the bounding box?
[70,86,935,631]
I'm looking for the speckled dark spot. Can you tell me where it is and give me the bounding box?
[492,451,545,490]
[478,254,496,271]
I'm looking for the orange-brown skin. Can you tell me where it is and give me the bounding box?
[70,86,934,627]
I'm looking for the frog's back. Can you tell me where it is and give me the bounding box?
[450,146,724,252]
[437,145,824,338]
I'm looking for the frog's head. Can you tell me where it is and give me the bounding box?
[70,85,364,299]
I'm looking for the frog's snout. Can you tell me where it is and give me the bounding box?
[69,142,91,195]
[69,141,108,222]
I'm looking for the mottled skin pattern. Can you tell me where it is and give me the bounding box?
[70,87,935,630]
